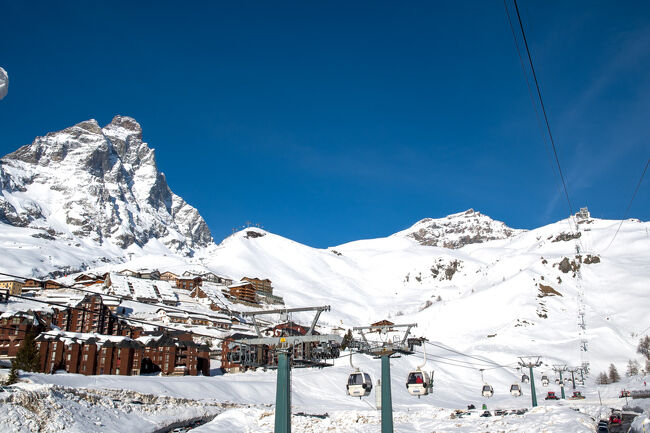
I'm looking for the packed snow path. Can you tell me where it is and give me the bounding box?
[8,367,649,432]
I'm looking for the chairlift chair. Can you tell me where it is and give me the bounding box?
[482,384,494,398]
[479,369,494,397]
[510,383,522,397]
[521,374,530,383]
[541,375,550,386]
[407,370,432,397]
[406,343,433,397]
[347,371,373,398]
[346,353,372,398]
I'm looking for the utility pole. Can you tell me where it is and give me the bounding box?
[235,306,343,433]
[519,356,542,407]
[553,365,567,399]
[353,322,417,433]
[568,367,580,390]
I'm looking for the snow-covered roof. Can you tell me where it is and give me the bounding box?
[105,273,177,304]
[0,277,25,283]
[153,280,178,303]
[228,281,253,288]
[107,273,132,297]
[38,330,134,346]
[130,278,157,299]
[0,310,44,325]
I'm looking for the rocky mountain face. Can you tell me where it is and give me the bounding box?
[0,116,212,255]
[394,209,523,248]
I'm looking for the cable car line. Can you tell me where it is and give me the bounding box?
[412,350,503,371]
[417,351,511,370]
[502,0,562,192]
[604,157,650,250]
[512,0,574,218]
[424,340,510,368]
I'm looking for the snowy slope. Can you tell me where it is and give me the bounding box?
[190,215,650,380]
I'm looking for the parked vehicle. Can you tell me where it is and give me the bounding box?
[545,391,560,400]
[569,391,585,400]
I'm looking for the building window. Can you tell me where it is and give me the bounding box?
[83,354,88,361]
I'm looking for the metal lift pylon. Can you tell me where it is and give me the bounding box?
[352,322,418,433]
[235,306,342,433]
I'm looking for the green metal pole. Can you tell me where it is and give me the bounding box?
[275,350,291,433]
[570,370,576,390]
[381,355,394,433]
[559,371,565,399]
[529,365,538,408]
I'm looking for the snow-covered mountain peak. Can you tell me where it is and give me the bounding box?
[0,116,213,267]
[394,208,524,248]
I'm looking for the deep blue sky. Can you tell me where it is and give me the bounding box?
[1,1,648,247]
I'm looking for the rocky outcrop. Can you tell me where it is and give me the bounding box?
[396,209,522,248]
[0,116,213,254]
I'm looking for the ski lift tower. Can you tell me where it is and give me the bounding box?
[353,322,418,433]
[552,364,568,399]
[518,356,543,407]
[236,306,342,433]
[567,366,581,390]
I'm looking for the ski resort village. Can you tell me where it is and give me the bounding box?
[1,2,650,432]
[0,114,648,433]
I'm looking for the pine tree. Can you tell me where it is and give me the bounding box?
[341,329,353,350]
[638,336,650,359]
[13,331,40,373]
[5,364,19,385]
[596,372,609,385]
[608,364,621,383]
[626,359,640,377]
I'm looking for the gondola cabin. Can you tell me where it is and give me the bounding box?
[521,374,530,383]
[406,370,431,397]
[541,375,550,386]
[482,384,494,398]
[347,372,372,398]
[510,383,522,397]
